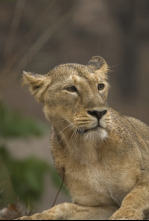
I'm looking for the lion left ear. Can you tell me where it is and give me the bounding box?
[87,56,109,77]
[22,71,50,103]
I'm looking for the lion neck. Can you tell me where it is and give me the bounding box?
[52,122,108,165]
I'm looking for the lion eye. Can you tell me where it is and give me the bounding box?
[65,86,77,93]
[98,83,105,91]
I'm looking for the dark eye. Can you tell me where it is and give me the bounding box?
[65,86,77,93]
[98,83,105,91]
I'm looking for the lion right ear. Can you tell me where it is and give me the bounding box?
[22,71,50,103]
[87,56,109,78]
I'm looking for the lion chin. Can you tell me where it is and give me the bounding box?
[83,127,108,141]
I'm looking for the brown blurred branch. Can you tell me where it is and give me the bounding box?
[17,11,72,73]
[0,1,73,91]
[3,0,26,60]
[1,0,56,79]
[0,10,71,89]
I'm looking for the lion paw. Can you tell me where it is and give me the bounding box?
[110,208,143,220]
[16,204,68,220]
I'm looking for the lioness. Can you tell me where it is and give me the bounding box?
[20,56,149,220]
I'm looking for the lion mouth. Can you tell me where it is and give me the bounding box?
[77,126,99,135]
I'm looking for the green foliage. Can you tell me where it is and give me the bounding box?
[0,146,68,208]
[0,146,49,207]
[0,102,47,138]
[0,101,68,208]
[0,153,15,209]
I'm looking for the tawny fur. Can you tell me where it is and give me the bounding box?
[19,56,149,220]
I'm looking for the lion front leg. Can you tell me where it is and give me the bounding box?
[110,184,149,220]
[17,203,118,220]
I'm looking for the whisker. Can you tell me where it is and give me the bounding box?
[58,123,76,145]
[69,129,77,148]
[71,129,80,149]
[59,123,73,135]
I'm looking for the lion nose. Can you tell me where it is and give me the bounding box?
[87,110,107,120]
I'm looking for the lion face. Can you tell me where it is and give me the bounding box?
[23,56,110,140]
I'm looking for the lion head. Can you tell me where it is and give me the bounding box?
[23,56,111,141]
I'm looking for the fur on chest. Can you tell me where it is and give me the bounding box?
[51,135,140,206]
[63,156,140,206]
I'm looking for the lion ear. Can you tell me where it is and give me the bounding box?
[22,71,50,103]
[87,56,109,77]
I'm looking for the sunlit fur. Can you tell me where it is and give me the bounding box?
[20,56,149,220]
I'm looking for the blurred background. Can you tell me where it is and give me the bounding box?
[0,0,149,219]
